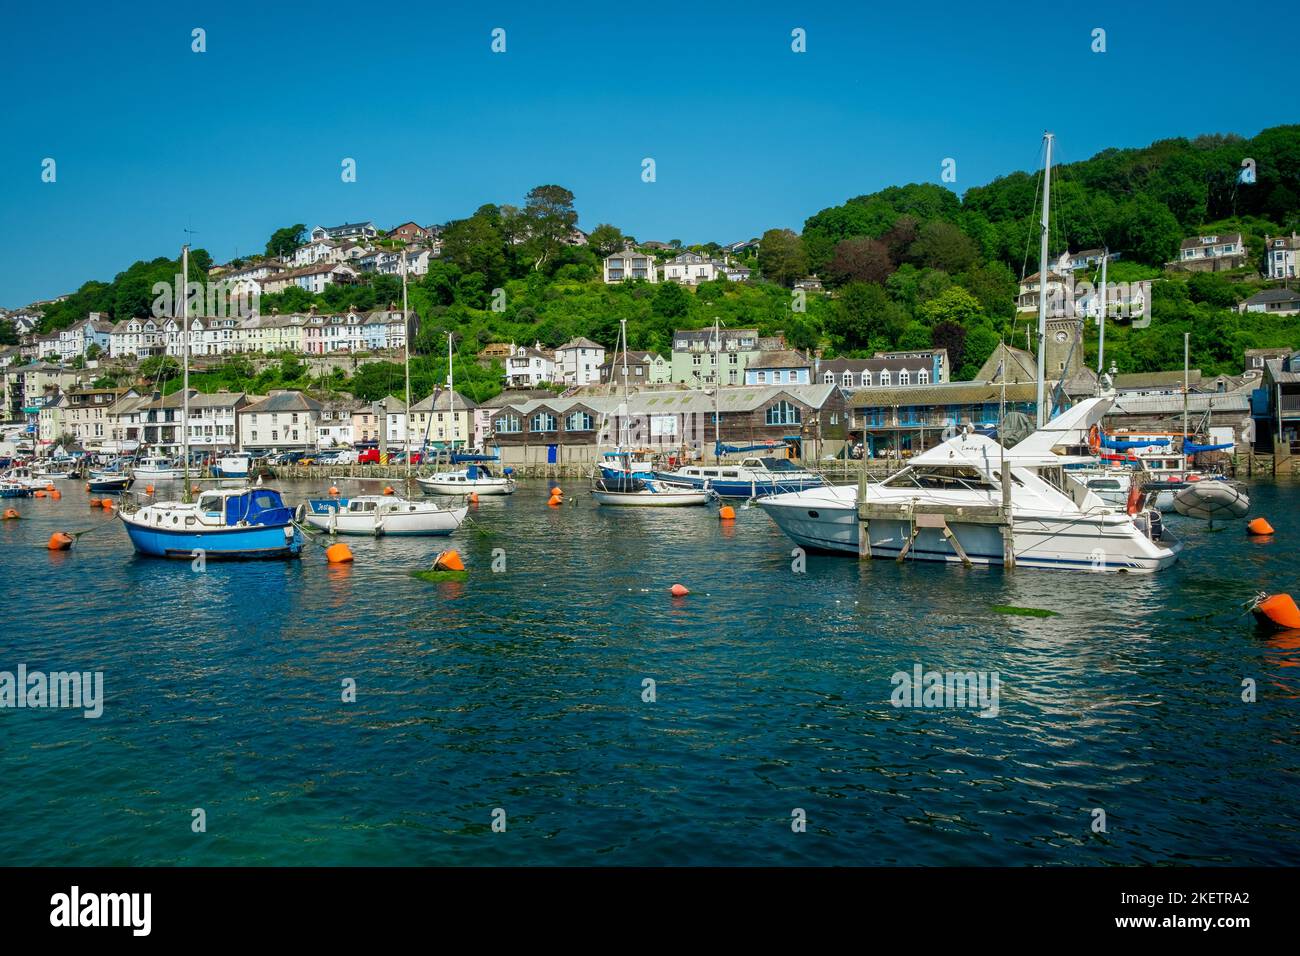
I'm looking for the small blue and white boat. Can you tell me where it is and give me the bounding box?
[653,454,824,499]
[598,448,658,482]
[119,486,303,559]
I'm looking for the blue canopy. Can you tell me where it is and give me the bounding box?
[1183,439,1233,454]
[716,441,789,455]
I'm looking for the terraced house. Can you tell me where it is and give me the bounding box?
[237,391,322,453]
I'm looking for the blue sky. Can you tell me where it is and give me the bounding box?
[0,1,1293,306]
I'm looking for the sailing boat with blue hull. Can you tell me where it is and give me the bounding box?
[119,245,304,560]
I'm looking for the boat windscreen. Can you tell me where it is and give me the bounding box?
[759,457,800,472]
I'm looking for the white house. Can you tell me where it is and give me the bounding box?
[1265,234,1299,280]
[1175,233,1247,271]
[1241,288,1300,316]
[555,337,606,386]
[602,249,659,283]
[310,222,378,243]
[661,251,721,285]
[504,343,556,387]
[237,390,323,452]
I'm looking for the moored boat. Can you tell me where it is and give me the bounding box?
[133,456,185,481]
[417,462,516,496]
[1172,479,1250,520]
[119,486,303,559]
[591,476,712,507]
[303,493,467,535]
[87,473,134,493]
[654,455,824,499]
[210,452,253,479]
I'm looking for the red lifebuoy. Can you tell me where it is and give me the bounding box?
[1088,424,1101,454]
[1126,484,1143,516]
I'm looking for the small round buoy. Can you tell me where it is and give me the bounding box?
[2,508,19,520]
[433,549,465,571]
[101,498,114,510]
[145,484,155,495]
[34,490,46,498]
[89,498,102,508]
[718,505,736,520]
[468,492,479,505]
[45,482,55,491]
[548,495,561,507]
[50,489,61,500]
[47,532,73,551]
[670,583,690,597]
[329,486,340,496]
[383,486,395,496]
[325,542,354,564]
[1247,518,1274,536]
[1253,593,1300,631]
[552,486,564,496]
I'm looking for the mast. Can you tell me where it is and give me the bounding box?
[1035,132,1054,428]
[447,331,455,455]
[402,250,411,488]
[1096,248,1108,376]
[618,318,629,449]
[1183,331,1190,444]
[712,317,721,460]
[181,244,191,503]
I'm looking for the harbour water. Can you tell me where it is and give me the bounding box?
[2,479,1298,865]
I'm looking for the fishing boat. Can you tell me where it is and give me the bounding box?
[133,456,185,481]
[758,399,1179,573]
[210,452,253,479]
[302,493,467,535]
[591,475,712,507]
[598,447,659,481]
[653,454,824,498]
[120,485,303,559]
[34,457,79,479]
[0,480,34,498]
[417,461,516,496]
[1,466,51,490]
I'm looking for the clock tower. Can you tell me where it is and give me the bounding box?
[1043,316,1083,382]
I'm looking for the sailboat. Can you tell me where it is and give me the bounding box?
[120,245,304,559]
[304,252,467,536]
[417,332,516,496]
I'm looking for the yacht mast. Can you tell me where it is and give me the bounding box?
[1035,132,1054,428]
[619,318,629,448]
[712,317,721,460]
[447,331,455,453]
[402,250,412,488]
[1183,331,1190,442]
[1096,248,1108,375]
[181,244,191,503]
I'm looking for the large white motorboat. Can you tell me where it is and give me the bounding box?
[759,398,1180,574]
[302,494,468,535]
[653,455,824,499]
[133,456,186,481]
[1,466,51,490]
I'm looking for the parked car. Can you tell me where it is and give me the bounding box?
[358,448,381,464]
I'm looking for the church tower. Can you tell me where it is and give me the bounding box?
[1043,315,1083,382]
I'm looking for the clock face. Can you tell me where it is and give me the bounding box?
[1054,330,1068,343]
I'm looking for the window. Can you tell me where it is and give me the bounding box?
[823,371,834,384]
[918,369,930,384]
[899,370,910,386]
[496,414,521,433]
[880,370,891,387]
[530,412,557,432]
[766,401,802,426]
[860,371,872,387]
[841,371,853,387]
[566,411,594,431]
[757,371,766,384]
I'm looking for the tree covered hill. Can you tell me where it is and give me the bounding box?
[27,125,1300,400]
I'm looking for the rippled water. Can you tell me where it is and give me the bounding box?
[1,478,1298,865]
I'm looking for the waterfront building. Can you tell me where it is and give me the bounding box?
[409,390,477,448]
[745,350,813,386]
[238,390,322,453]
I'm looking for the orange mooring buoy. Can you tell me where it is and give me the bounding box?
[49,489,61,500]
[101,498,114,510]
[47,532,73,551]
[548,494,561,507]
[670,583,690,597]
[145,484,155,495]
[34,490,46,498]
[325,542,354,564]
[433,549,465,572]
[468,492,479,505]
[329,486,340,496]
[89,498,102,508]
[45,482,55,491]
[1252,593,1300,631]
[3,508,19,520]
[718,505,736,520]
[551,485,564,497]
[1247,518,1274,536]
[383,486,395,496]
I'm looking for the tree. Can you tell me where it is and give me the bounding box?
[757,228,809,287]
[826,282,907,351]
[266,224,307,259]
[521,185,578,270]
[918,286,983,327]
[588,223,626,258]
[652,281,691,319]
[910,221,978,273]
[442,213,507,287]
[139,355,181,382]
[828,238,893,286]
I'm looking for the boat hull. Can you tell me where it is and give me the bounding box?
[759,493,1180,573]
[303,499,467,535]
[120,514,302,559]
[652,471,824,498]
[88,475,133,493]
[592,489,711,507]
[416,477,515,496]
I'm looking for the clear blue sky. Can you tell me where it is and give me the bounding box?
[1,1,1293,306]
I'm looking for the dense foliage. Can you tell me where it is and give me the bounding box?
[19,126,1300,397]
